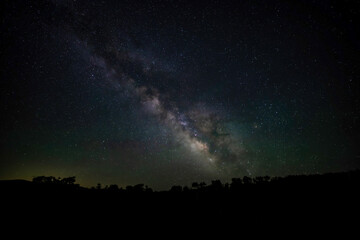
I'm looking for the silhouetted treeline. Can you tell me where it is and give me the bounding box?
[3,170,358,194]
[32,176,77,185]
[30,170,355,194]
[1,170,360,227]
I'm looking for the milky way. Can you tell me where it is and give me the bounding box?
[53,1,256,177]
[78,33,252,176]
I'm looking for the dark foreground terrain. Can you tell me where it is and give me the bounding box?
[2,171,360,229]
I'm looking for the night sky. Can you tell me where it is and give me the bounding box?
[1,0,359,189]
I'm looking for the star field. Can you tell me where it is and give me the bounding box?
[1,0,359,189]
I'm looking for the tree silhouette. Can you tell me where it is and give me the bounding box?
[32,176,77,185]
[264,176,271,183]
[145,185,153,193]
[32,176,46,183]
[192,182,199,189]
[61,176,76,185]
[133,184,144,192]
[243,176,252,185]
[254,176,264,184]
[170,185,182,192]
[199,182,207,189]
[210,180,223,191]
[231,178,243,191]
[44,176,52,183]
[108,184,119,191]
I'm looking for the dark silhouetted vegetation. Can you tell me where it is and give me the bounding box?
[32,176,77,185]
[2,170,360,226]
